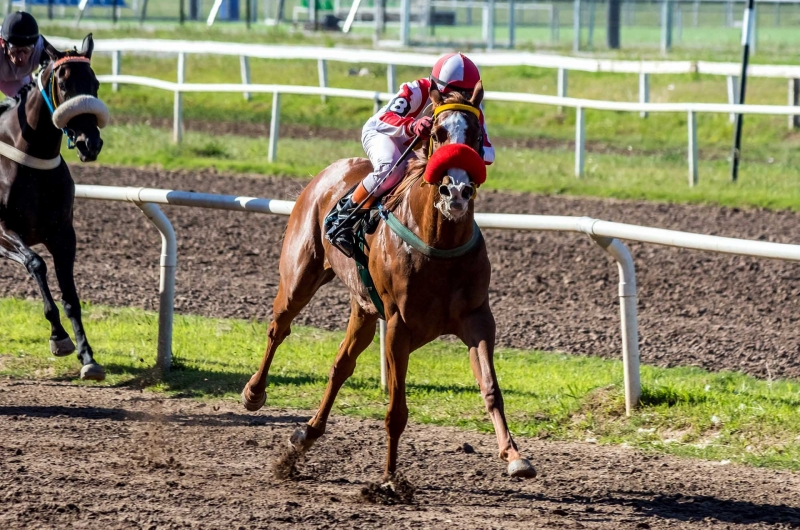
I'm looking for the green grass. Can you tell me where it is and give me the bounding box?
[85,123,800,210]
[2,297,800,470]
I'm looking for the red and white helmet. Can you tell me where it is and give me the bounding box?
[430,52,481,94]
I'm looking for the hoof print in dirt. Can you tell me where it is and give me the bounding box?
[360,474,415,505]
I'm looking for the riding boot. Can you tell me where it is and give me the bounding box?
[324,196,369,257]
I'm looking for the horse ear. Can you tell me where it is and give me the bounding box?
[44,41,65,63]
[80,33,94,59]
[470,80,484,108]
[429,84,443,106]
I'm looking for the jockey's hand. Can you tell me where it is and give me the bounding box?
[411,116,433,140]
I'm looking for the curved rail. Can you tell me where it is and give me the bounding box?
[75,185,800,415]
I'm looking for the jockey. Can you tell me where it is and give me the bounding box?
[0,11,46,98]
[325,52,494,255]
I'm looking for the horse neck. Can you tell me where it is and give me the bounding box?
[399,179,475,250]
[17,82,63,159]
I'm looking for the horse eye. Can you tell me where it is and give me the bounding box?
[435,128,448,143]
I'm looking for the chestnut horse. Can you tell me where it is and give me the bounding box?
[242,82,536,482]
[0,35,108,380]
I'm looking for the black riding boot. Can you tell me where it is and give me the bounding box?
[324,196,369,257]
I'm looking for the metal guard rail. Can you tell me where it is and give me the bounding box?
[74,184,800,416]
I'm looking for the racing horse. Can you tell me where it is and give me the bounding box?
[241,82,537,482]
[0,34,108,380]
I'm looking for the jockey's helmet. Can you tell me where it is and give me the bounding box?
[1,11,39,47]
[430,53,481,95]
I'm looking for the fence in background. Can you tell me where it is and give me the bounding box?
[94,73,800,186]
[19,0,800,54]
[50,36,800,134]
[74,184,800,415]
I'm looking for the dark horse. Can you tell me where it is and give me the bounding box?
[0,34,108,380]
[242,82,537,485]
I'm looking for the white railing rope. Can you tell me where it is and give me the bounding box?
[74,185,800,415]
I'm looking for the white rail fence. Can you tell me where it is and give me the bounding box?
[74,184,800,416]
[50,36,800,129]
[94,74,800,187]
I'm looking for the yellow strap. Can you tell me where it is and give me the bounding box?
[433,103,481,119]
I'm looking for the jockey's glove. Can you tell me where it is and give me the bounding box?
[411,116,433,140]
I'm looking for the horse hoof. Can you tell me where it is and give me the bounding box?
[508,458,537,478]
[80,363,106,381]
[241,386,266,412]
[49,337,76,357]
[288,428,315,452]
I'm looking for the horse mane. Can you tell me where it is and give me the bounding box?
[383,91,474,212]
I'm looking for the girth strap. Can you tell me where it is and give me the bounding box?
[353,228,386,319]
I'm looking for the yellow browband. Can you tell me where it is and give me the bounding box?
[432,103,481,119]
[428,103,482,157]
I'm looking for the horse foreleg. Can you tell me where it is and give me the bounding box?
[242,268,335,412]
[45,226,104,381]
[459,303,537,478]
[0,222,73,356]
[290,298,379,453]
[383,314,411,479]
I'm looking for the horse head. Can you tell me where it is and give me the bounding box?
[425,81,485,221]
[42,34,108,162]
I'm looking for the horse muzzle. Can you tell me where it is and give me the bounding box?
[74,134,103,162]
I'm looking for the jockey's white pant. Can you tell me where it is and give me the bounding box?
[361,131,412,197]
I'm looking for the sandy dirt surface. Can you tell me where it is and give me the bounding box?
[1,379,799,529]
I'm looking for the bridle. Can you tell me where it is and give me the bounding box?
[427,102,483,159]
[37,56,92,149]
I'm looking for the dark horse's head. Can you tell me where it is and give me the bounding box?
[423,81,485,221]
[42,34,107,162]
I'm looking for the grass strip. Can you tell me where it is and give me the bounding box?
[2,297,799,470]
[81,124,800,210]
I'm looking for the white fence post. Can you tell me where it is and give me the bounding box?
[573,0,581,52]
[111,50,121,92]
[727,75,738,123]
[688,110,698,187]
[400,0,410,46]
[387,63,396,94]
[379,319,387,392]
[240,56,251,101]
[317,58,328,103]
[639,72,649,118]
[136,203,176,372]
[575,106,585,178]
[557,67,568,114]
[269,92,281,163]
[173,52,186,144]
[590,235,640,416]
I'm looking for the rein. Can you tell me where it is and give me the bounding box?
[37,56,91,149]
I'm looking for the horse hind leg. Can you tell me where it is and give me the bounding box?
[290,297,379,453]
[0,223,74,356]
[241,238,335,411]
[45,226,105,381]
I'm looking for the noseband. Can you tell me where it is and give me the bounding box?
[37,56,92,149]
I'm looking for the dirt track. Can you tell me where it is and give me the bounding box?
[1,379,799,529]
[2,165,800,379]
